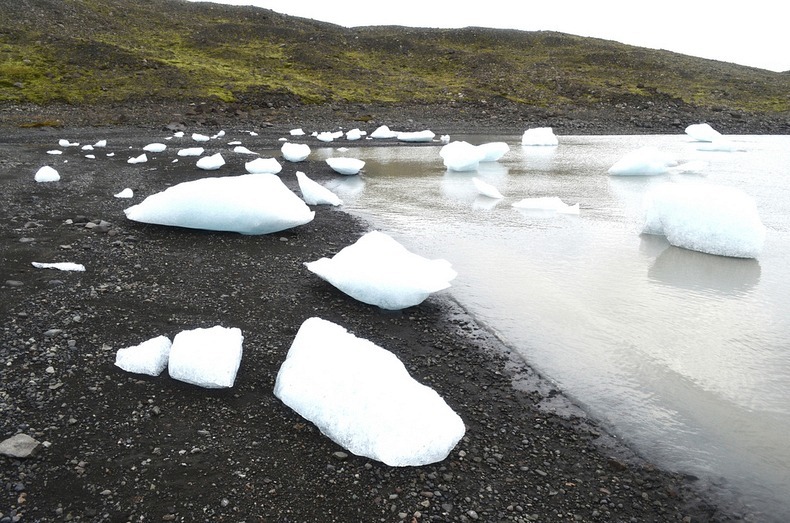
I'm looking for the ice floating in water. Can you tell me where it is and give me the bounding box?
[245,157,282,174]
[281,142,311,162]
[685,123,722,142]
[34,166,60,183]
[192,133,210,142]
[472,177,504,199]
[305,230,457,310]
[32,261,85,272]
[177,147,204,157]
[296,171,342,206]
[397,130,435,143]
[168,326,243,388]
[233,145,258,155]
[114,188,134,199]
[512,197,580,214]
[521,127,558,146]
[695,140,746,152]
[115,335,172,376]
[196,153,225,171]
[124,173,314,235]
[370,125,398,139]
[274,317,465,466]
[642,182,766,258]
[127,153,148,164]
[440,134,451,144]
[326,157,365,175]
[440,141,485,172]
[608,146,677,176]
[143,143,167,153]
[477,142,510,162]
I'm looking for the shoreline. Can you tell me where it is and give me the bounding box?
[1,122,754,521]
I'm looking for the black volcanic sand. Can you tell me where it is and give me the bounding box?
[1,119,752,522]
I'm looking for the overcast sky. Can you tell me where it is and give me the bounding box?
[186,0,789,72]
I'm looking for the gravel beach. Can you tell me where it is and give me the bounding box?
[0,104,758,522]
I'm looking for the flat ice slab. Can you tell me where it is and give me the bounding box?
[326,157,365,175]
[305,231,457,310]
[274,317,465,466]
[168,326,244,388]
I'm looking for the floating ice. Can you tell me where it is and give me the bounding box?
[440,141,485,172]
[274,317,465,466]
[114,188,134,199]
[290,128,306,136]
[168,326,243,388]
[370,125,398,139]
[124,174,314,234]
[296,171,342,206]
[326,157,365,175]
[281,142,311,162]
[512,197,580,214]
[245,157,282,174]
[192,133,210,142]
[127,153,148,164]
[608,146,677,176]
[642,182,766,258]
[521,127,559,146]
[143,143,167,153]
[317,131,343,142]
[196,153,225,170]
[477,142,510,162]
[177,147,204,157]
[34,166,60,182]
[685,123,722,142]
[472,177,504,199]
[115,335,172,376]
[397,130,435,143]
[696,140,746,152]
[32,261,85,271]
[305,230,457,310]
[233,145,258,155]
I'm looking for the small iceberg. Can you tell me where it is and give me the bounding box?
[281,142,311,162]
[114,188,134,199]
[127,153,148,165]
[685,123,722,142]
[115,335,172,377]
[290,128,306,136]
[305,230,457,310]
[370,125,399,139]
[608,146,677,176]
[345,128,365,141]
[326,157,365,175]
[124,174,314,235]
[472,177,504,199]
[143,143,167,153]
[168,326,243,388]
[34,166,60,183]
[296,171,342,206]
[245,157,282,174]
[521,127,559,146]
[58,139,79,147]
[177,147,204,157]
[196,153,225,171]
[192,133,211,142]
[512,197,580,214]
[397,130,435,143]
[32,261,86,272]
[477,142,510,161]
[233,146,258,155]
[440,141,485,172]
[274,317,465,466]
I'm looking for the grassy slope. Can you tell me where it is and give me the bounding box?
[1,0,789,114]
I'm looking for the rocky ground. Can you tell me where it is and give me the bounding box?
[0,103,766,522]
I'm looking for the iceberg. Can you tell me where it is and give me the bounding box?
[168,326,243,388]
[143,143,167,153]
[177,147,204,157]
[370,125,399,139]
[326,157,365,175]
[642,182,766,258]
[192,133,210,142]
[685,123,722,142]
[127,153,148,164]
[477,142,510,162]
[608,146,677,176]
[472,177,504,199]
[290,128,306,136]
[115,335,172,376]
[233,146,258,155]
[34,166,60,183]
[296,171,342,206]
[521,127,559,146]
[512,197,580,214]
[345,128,365,141]
[397,130,435,143]
[274,317,465,466]
[440,141,485,172]
[196,153,225,170]
[32,261,86,271]
[305,230,457,310]
[245,157,282,174]
[124,173,315,235]
[114,188,134,199]
[281,142,311,162]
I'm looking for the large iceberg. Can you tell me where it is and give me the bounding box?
[115,335,172,376]
[124,174,314,235]
[274,317,465,466]
[642,182,766,258]
[168,326,243,388]
[608,146,677,176]
[305,230,457,310]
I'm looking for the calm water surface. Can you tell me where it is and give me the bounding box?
[312,134,790,520]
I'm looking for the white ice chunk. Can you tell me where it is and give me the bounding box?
[317,131,343,142]
[168,326,243,388]
[440,141,485,172]
[177,147,204,157]
[477,142,510,162]
[196,153,225,170]
[345,128,364,141]
[370,125,398,139]
[114,188,134,199]
[274,317,465,466]
[472,177,504,199]
[290,128,306,136]
[211,130,226,139]
[127,153,148,164]
[397,130,435,143]
[233,146,258,155]
[32,261,85,271]
[521,127,559,146]
[641,182,766,258]
[305,230,457,310]
[46,150,62,155]
[81,144,94,151]
[58,139,79,147]
[124,174,314,234]
[608,146,676,176]
[34,166,60,182]
[695,140,746,152]
[326,157,365,175]
[115,335,172,376]
[245,157,282,174]
[296,171,342,206]
[512,197,580,214]
[93,139,107,148]
[143,143,167,153]
[192,133,211,142]
[685,123,722,142]
[440,134,451,144]
[84,154,95,159]
[281,142,311,162]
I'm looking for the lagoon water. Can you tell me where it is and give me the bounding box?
[312,134,790,520]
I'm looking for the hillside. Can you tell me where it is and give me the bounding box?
[2,0,789,132]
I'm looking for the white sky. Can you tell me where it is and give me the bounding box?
[186,0,789,72]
